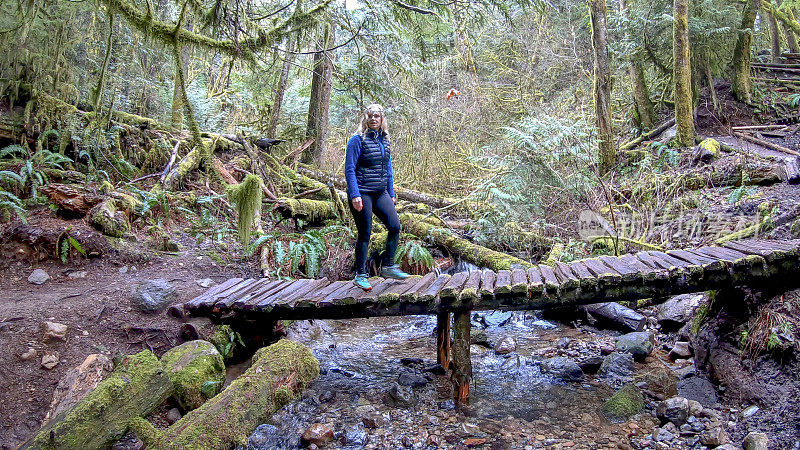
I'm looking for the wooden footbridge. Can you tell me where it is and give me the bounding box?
[183,239,800,402]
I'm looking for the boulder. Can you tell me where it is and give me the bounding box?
[657,396,690,426]
[601,383,645,422]
[345,425,368,446]
[248,424,285,449]
[131,279,177,313]
[700,426,729,446]
[584,302,646,332]
[161,340,225,410]
[540,357,583,382]
[669,341,692,360]
[43,354,112,423]
[640,366,678,399]
[385,382,417,408]
[615,331,654,361]
[743,432,768,450]
[494,337,517,355]
[90,199,131,237]
[471,329,491,347]
[657,293,705,330]
[676,375,718,406]
[301,423,334,447]
[598,352,634,383]
[577,355,604,374]
[28,269,50,285]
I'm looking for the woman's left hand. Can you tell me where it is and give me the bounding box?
[391,196,396,205]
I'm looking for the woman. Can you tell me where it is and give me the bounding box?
[344,104,410,290]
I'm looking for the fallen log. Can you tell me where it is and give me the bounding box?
[41,183,103,217]
[297,165,464,210]
[22,350,173,449]
[274,197,339,224]
[619,118,676,151]
[399,213,533,271]
[129,339,319,450]
[732,131,800,157]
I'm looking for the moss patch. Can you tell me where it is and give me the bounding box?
[161,340,225,411]
[601,383,644,422]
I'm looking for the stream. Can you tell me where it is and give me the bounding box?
[244,310,653,449]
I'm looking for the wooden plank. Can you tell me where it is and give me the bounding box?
[526,267,544,296]
[581,258,622,289]
[208,278,259,310]
[324,281,367,306]
[459,270,483,304]
[494,270,513,295]
[255,279,306,308]
[598,255,641,282]
[620,254,666,283]
[667,249,716,266]
[352,278,391,302]
[510,268,529,295]
[400,273,437,302]
[479,269,497,300]
[537,265,560,291]
[552,262,580,291]
[723,241,773,257]
[440,271,470,300]
[649,251,703,283]
[377,277,421,304]
[419,274,451,302]
[186,278,242,309]
[220,278,272,310]
[635,251,669,270]
[280,278,330,307]
[648,251,693,268]
[268,279,315,306]
[567,260,598,292]
[243,279,293,309]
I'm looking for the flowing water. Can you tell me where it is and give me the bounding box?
[248,311,641,449]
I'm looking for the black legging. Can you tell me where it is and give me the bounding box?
[349,190,401,275]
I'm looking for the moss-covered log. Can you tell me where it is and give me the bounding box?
[399,213,533,271]
[22,350,172,449]
[130,339,319,450]
[297,165,465,210]
[274,197,339,224]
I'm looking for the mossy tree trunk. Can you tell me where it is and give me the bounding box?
[436,312,451,369]
[304,22,334,166]
[589,0,616,174]
[731,0,761,103]
[268,37,297,139]
[630,59,655,130]
[766,9,782,62]
[673,0,695,147]
[130,340,319,450]
[92,12,115,113]
[785,7,800,53]
[451,310,472,405]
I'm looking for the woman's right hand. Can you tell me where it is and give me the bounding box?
[352,197,363,212]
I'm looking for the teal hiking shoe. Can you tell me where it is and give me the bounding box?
[381,264,410,280]
[353,273,372,291]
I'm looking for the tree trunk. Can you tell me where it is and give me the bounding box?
[130,340,319,450]
[589,0,616,174]
[766,9,782,63]
[630,61,655,130]
[673,0,695,147]
[786,8,800,53]
[304,23,334,166]
[92,12,114,113]
[436,312,451,368]
[171,42,190,129]
[268,38,296,139]
[704,51,720,112]
[171,42,200,140]
[731,0,761,103]
[22,351,172,449]
[451,310,472,405]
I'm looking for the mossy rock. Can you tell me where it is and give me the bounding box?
[161,340,225,410]
[698,138,720,159]
[601,383,645,422]
[90,200,130,238]
[207,325,240,362]
[791,219,800,238]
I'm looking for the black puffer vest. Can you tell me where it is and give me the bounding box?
[355,129,390,194]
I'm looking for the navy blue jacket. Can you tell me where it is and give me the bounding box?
[344,129,395,199]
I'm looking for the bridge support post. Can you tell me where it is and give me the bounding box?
[436,311,451,368]
[451,309,472,404]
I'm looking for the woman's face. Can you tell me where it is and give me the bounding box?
[367,111,383,130]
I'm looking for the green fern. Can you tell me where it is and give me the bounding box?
[0,145,27,159]
[0,189,26,222]
[395,240,434,275]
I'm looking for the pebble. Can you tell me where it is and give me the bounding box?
[20,347,37,361]
[166,408,182,424]
[42,321,68,342]
[196,278,214,288]
[41,352,59,370]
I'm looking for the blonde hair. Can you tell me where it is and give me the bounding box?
[356,103,389,137]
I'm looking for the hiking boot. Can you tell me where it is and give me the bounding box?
[353,273,372,291]
[381,265,410,280]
